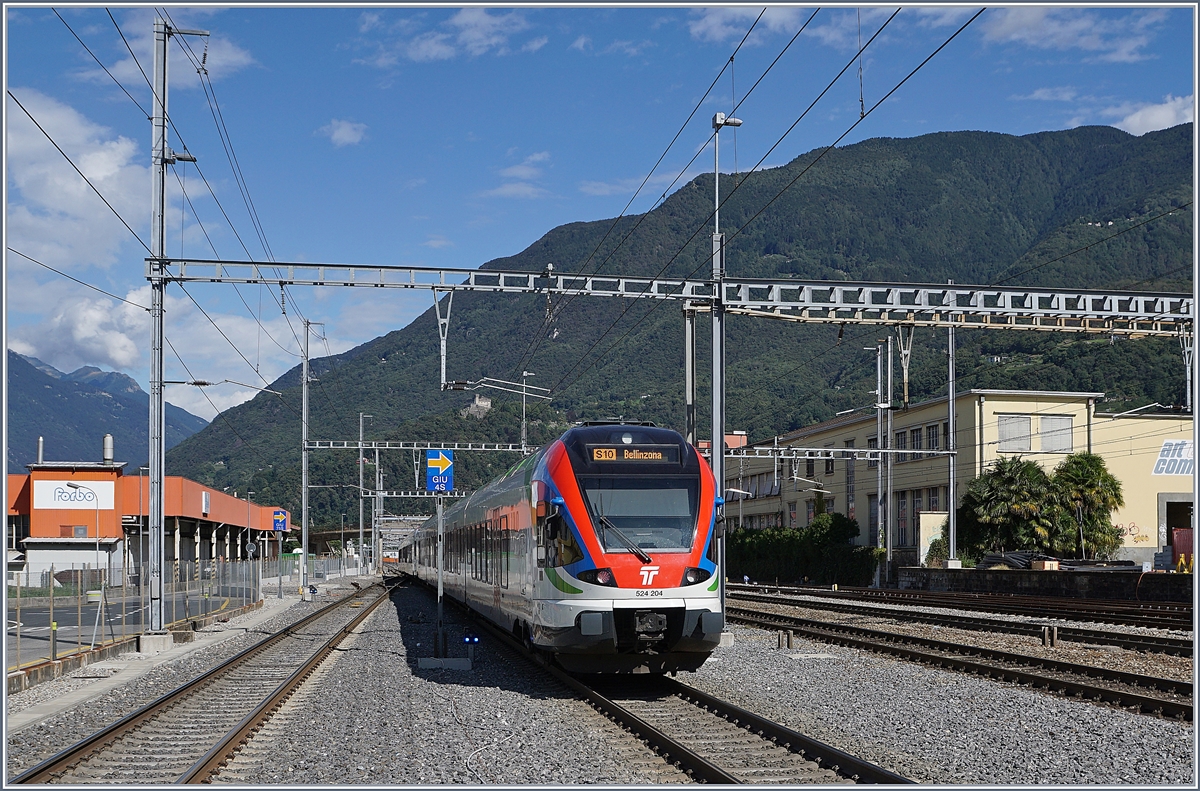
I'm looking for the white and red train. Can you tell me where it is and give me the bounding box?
[396,422,724,673]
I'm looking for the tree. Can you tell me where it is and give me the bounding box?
[1051,453,1125,559]
[957,457,1059,555]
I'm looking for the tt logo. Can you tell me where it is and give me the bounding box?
[639,566,660,586]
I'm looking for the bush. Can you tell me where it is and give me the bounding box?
[726,512,883,586]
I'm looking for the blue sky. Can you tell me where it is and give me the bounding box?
[4,3,1194,419]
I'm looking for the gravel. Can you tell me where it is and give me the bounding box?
[688,623,1195,784]
[5,581,366,778]
[732,599,1195,682]
[211,581,686,785]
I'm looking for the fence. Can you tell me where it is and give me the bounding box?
[6,557,262,673]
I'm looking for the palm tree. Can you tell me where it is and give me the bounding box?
[959,457,1055,553]
[1051,453,1125,559]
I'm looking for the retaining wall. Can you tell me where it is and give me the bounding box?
[897,568,1192,602]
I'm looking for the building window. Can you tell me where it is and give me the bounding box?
[1041,415,1073,453]
[912,489,923,526]
[788,501,797,528]
[868,494,878,544]
[927,424,939,454]
[73,525,88,538]
[806,499,815,524]
[998,415,1032,452]
[911,428,923,460]
[895,431,908,463]
[867,437,878,468]
[824,447,835,476]
[805,455,815,479]
[928,486,940,512]
[943,421,950,451]
[897,491,908,546]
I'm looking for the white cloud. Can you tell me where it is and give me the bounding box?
[498,151,550,180]
[1113,94,1194,136]
[405,31,456,62]
[448,8,529,56]
[578,168,705,198]
[1014,87,1079,102]
[522,36,549,53]
[480,182,548,199]
[6,88,147,271]
[317,119,368,147]
[604,40,653,57]
[569,35,591,52]
[982,7,1167,63]
[422,235,453,248]
[688,7,808,43]
[79,9,255,91]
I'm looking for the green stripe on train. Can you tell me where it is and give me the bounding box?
[546,567,583,594]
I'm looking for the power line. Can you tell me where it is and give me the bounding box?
[989,202,1194,287]
[518,10,823,380]
[548,8,910,396]
[7,89,153,256]
[107,8,155,99]
[54,8,150,118]
[171,167,299,358]
[508,8,777,377]
[7,247,149,310]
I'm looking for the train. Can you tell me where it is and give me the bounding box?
[395,422,724,673]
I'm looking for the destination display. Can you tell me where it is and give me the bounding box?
[587,444,680,463]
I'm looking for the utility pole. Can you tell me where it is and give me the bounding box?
[521,371,534,450]
[874,342,884,551]
[375,448,382,573]
[436,496,445,657]
[684,304,696,445]
[712,111,740,620]
[359,412,372,576]
[947,281,958,563]
[300,320,310,599]
[886,334,894,582]
[148,17,205,633]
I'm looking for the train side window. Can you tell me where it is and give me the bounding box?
[500,515,510,589]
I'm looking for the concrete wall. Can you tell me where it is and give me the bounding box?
[898,567,1192,602]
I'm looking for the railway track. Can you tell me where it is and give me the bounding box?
[729,590,1194,656]
[728,584,1193,630]
[10,583,392,785]
[728,605,1193,721]
[431,580,911,784]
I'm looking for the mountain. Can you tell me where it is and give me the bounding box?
[7,351,209,472]
[164,123,1193,523]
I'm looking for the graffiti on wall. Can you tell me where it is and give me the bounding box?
[1118,522,1152,544]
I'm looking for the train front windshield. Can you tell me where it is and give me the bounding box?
[580,477,699,552]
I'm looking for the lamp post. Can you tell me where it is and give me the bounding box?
[521,371,534,451]
[66,482,103,648]
[359,413,372,576]
[711,110,741,623]
[246,491,255,601]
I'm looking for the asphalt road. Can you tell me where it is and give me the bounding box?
[6,587,255,670]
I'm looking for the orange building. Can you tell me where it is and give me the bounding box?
[7,440,289,577]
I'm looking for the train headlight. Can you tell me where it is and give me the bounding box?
[681,567,711,586]
[577,568,618,587]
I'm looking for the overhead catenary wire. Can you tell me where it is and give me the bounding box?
[7,247,149,310]
[508,8,777,378]
[7,89,153,256]
[54,8,150,119]
[548,8,909,397]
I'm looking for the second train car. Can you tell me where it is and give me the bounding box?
[397,422,724,673]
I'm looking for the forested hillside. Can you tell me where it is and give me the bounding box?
[165,123,1193,524]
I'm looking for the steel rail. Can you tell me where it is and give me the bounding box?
[182,589,392,782]
[729,584,1194,629]
[405,573,910,784]
[666,678,913,784]
[727,606,1192,720]
[10,584,389,785]
[728,590,1194,656]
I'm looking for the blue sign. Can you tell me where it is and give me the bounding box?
[425,450,454,491]
[273,510,288,531]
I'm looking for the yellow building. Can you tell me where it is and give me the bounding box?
[724,389,1193,566]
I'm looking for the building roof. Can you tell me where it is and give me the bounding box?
[763,388,1108,446]
[26,461,128,471]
